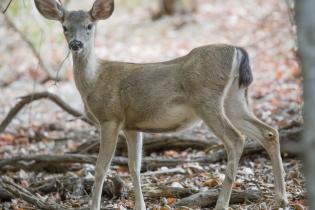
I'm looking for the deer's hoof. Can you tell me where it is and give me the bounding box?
[276,196,289,208]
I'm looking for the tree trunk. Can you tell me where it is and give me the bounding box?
[295,1,315,209]
[152,0,197,20]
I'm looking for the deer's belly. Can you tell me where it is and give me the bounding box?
[124,104,200,133]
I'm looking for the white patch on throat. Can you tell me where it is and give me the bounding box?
[73,51,99,94]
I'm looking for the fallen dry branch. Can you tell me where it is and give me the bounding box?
[28,175,125,198]
[0,176,123,210]
[76,135,216,155]
[0,91,92,133]
[147,186,199,198]
[0,177,68,210]
[173,189,261,208]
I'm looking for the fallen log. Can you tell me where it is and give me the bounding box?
[174,189,261,208]
[147,186,199,198]
[76,134,216,155]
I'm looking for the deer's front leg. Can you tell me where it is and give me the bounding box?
[90,121,120,210]
[124,130,146,210]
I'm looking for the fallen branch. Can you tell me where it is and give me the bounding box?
[0,177,68,210]
[28,175,125,198]
[174,189,261,208]
[147,186,199,198]
[0,176,124,210]
[140,168,186,177]
[76,135,216,155]
[0,91,92,133]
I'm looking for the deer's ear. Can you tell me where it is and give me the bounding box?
[90,0,114,21]
[34,0,65,21]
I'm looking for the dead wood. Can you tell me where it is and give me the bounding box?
[147,186,199,198]
[28,175,125,198]
[0,176,124,210]
[76,134,216,155]
[0,91,92,133]
[0,177,68,210]
[174,189,261,208]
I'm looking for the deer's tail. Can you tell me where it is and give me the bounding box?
[237,47,253,88]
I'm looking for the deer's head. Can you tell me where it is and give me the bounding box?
[34,0,114,53]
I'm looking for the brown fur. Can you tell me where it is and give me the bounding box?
[34,1,288,210]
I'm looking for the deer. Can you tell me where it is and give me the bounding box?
[34,0,288,209]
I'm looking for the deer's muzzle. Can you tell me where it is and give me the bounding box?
[69,40,83,51]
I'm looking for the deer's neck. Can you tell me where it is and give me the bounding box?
[72,47,98,95]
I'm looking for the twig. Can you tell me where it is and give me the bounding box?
[120,167,186,178]
[0,91,92,133]
[141,168,186,176]
[2,0,13,14]
[54,50,71,85]
[3,14,68,81]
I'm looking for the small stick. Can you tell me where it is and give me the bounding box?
[2,0,13,14]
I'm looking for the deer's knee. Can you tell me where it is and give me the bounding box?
[262,127,280,147]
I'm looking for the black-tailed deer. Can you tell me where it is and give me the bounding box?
[34,0,288,209]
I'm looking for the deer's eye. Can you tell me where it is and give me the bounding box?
[62,25,68,32]
[87,24,93,30]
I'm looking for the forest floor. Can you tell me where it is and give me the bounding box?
[0,0,305,209]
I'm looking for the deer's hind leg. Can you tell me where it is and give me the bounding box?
[193,90,245,210]
[225,80,288,207]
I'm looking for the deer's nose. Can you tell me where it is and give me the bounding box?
[69,40,83,51]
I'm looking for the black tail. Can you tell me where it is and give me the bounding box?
[237,47,253,88]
